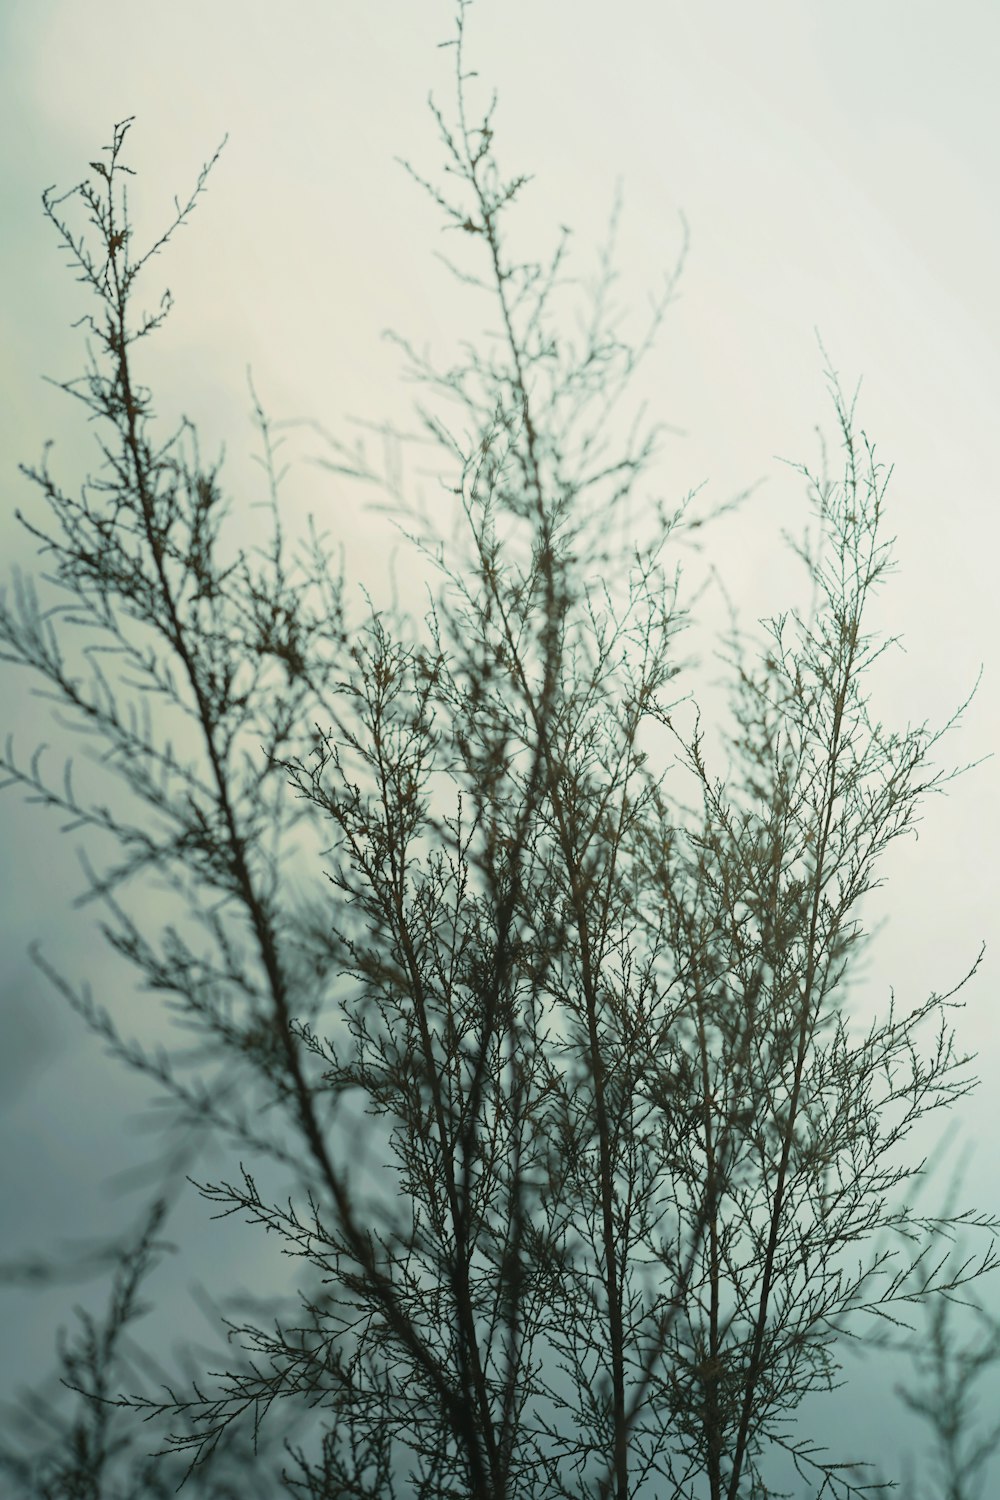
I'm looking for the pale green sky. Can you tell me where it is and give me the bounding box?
[1,0,997,1486]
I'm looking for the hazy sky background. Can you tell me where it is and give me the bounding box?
[1,0,998,1489]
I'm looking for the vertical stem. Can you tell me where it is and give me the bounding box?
[726,661,853,1500]
[695,966,723,1500]
[105,227,493,1495]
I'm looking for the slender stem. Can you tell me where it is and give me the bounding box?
[106,230,492,1495]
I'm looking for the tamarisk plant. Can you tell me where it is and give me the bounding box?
[1,9,995,1497]
[895,1286,1000,1500]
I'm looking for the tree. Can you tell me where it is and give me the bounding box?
[1,7,996,1497]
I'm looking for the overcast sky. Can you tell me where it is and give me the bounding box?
[1,1,998,1490]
